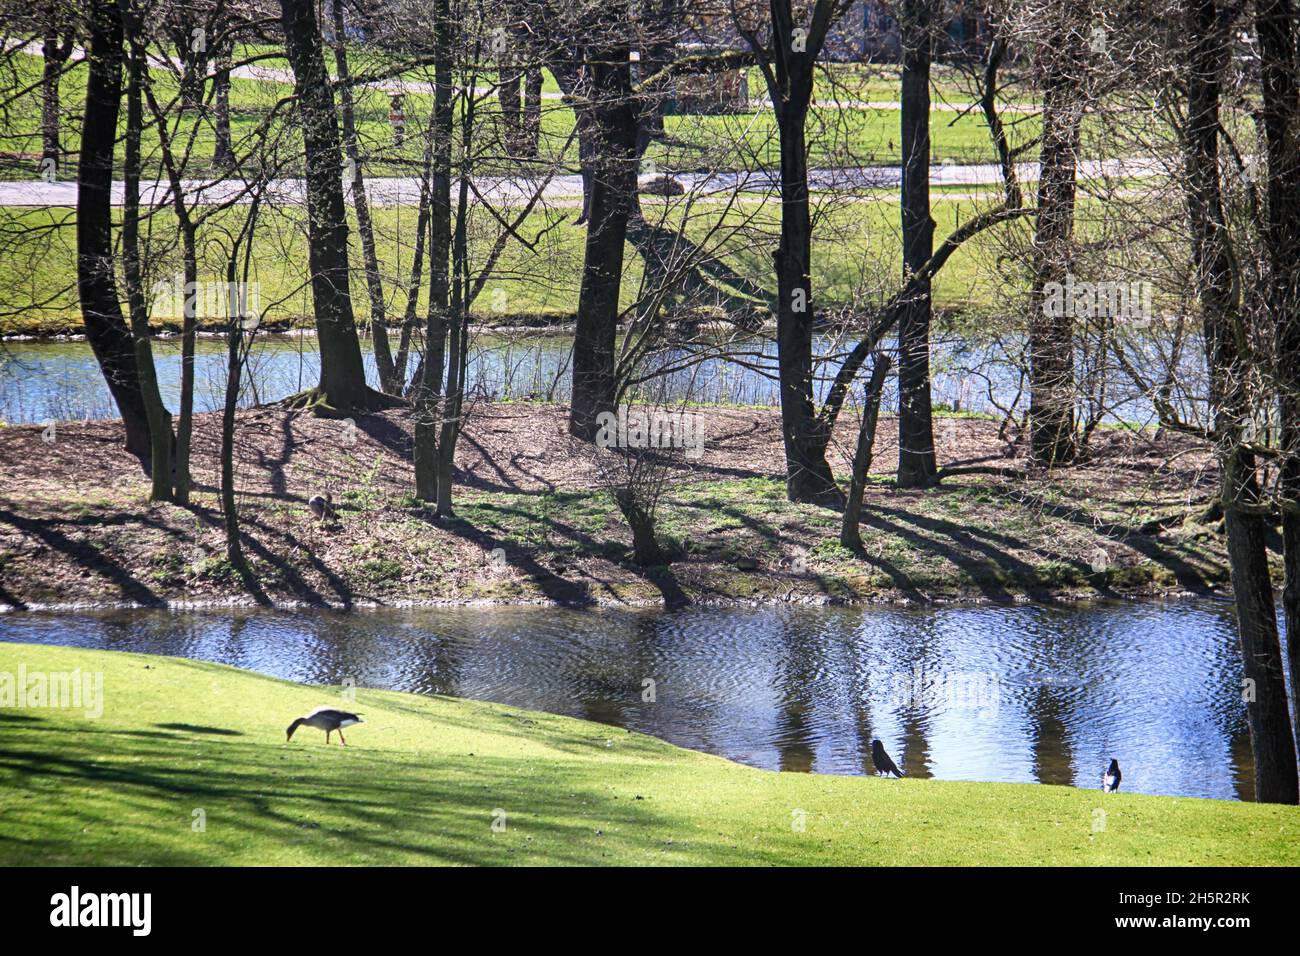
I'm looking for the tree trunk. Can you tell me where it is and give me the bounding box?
[615,487,664,567]
[140,66,198,502]
[221,310,245,570]
[1184,0,1298,803]
[897,0,938,488]
[413,0,453,503]
[77,0,151,463]
[434,115,473,517]
[1028,6,1084,468]
[773,77,836,502]
[841,355,892,551]
[122,17,174,501]
[393,107,440,387]
[497,37,522,155]
[279,0,373,412]
[569,36,637,441]
[213,38,234,169]
[330,0,397,393]
[1255,0,1300,764]
[40,34,68,174]
[522,68,543,158]
[754,1,846,502]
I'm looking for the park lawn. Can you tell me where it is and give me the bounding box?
[2,45,1044,180]
[0,193,1021,336]
[0,641,1297,866]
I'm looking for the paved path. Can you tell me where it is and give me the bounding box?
[0,156,1165,208]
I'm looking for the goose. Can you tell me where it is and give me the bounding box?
[307,492,337,523]
[286,706,363,746]
[1102,758,1122,792]
[871,739,904,778]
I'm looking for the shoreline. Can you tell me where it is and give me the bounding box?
[0,583,1228,616]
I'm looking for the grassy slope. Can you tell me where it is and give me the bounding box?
[0,195,1021,335]
[1,642,1296,866]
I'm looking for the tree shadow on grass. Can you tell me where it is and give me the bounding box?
[411,506,597,607]
[154,723,244,736]
[0,724,770,866]
[452,499,693,610]
[0,506,166,607]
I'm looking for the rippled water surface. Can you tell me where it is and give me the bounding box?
[1,329,1194,425]
[0,599,1259,800]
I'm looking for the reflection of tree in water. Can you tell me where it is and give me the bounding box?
[772,612,822,773]
[1026,685,1074,787]
[893,613,934,779]
[1230,728,1255,802]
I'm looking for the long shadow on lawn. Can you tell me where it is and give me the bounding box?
[457,499,692,610]
[0,725,762,866]
[0,506,166,607]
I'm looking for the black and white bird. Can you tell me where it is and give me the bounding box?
[1102,758,1122,793]
[307,492,337,524]
[286,706,363,746]
[871,739,904,778]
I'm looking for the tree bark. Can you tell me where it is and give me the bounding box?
[1184,0,1298,803]
[279,0,373,412]
[330,0,397,393]
[413,0,453,502]
[615,486,664,567]
[122,14,175,501]
[522,68,543,158]
[40,33,70,174]
[77,0,152,463]
[213,36,234,169]
[569,34,637,441]
[221,305,245,570]
[497,34,522,154]
[841,355,892,551]
[747,0,846,502]
[1255,0,1300,765]
[1028,4,1085,468]
[141,73,200,503]
[897,0,938,488]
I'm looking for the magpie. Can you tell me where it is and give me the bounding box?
[1102,758,1121,792]
[871,739,904,778]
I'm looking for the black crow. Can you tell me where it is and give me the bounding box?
[1102,758,1121,792]
[871,739,904,778]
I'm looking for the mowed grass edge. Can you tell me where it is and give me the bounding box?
[0,642,1296,866]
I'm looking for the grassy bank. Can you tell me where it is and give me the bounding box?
[1,642,1295,865]
[0,403,1239,611]
[0,195,1016,337]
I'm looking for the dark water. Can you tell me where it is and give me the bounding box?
[0,599,1259,801]
[0,328,1196,426]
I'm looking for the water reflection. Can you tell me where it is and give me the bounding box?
[0,599,1260,800]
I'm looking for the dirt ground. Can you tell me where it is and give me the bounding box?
[0,401,1241,610]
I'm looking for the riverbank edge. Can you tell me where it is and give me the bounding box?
[2,640,1295,866]
[0,582,1229,616]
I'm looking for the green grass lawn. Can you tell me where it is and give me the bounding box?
[1,641,1296,865]
[0,193,1023,335]
[0,46,1049,181]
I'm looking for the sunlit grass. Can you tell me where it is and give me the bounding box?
[1,641,1295,865]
